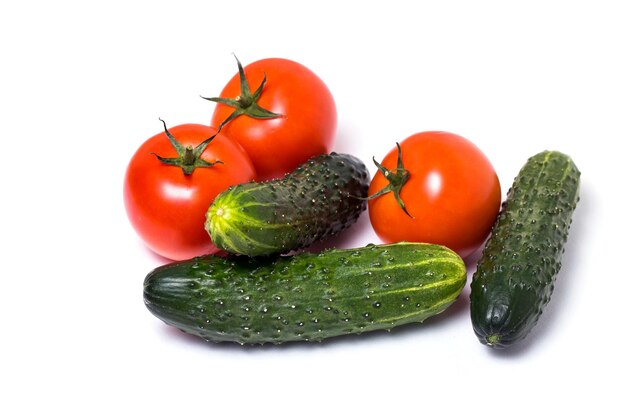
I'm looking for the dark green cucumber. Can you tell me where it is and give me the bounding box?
[144,242,467,345]
[205,152,369,256]
[470,151,580,348]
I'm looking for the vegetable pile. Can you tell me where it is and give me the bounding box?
[125,55,581,349]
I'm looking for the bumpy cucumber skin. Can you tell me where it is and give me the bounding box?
[205,152,369,257]
[470,151,580,348]
[144,242,467,345]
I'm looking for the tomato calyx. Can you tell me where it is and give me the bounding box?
[152,118,223,175]
[368,143,413,218]
[202,55,282,130]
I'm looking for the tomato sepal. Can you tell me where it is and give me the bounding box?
[151,118,223,175]
[202,55,282,130]
[367,142,413,218]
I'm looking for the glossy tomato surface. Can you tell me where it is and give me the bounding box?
[124,124,256,260]
[368,131,501,259]
[211,58,337,181]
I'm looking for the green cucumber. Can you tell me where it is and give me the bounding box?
[205,152,369,257]
[470,151,580,348]
[144,242,467,345]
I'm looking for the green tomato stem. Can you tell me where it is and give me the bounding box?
[152,119,222,176]
[367,143,413,218]
[201,54,282,130]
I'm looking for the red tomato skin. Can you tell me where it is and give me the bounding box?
[368,131,501,259]
[211,58,337,181]
[124,124,256,260]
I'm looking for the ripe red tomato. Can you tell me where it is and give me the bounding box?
[207,57,337,181]
[124,122,256,260]
[368,131,501,259]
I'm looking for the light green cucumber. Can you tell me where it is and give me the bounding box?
[205,152,369,257]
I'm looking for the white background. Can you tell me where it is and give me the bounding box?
[2,1,624,415]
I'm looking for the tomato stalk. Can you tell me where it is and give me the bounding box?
[152,118,223,175]
[368,143,413,218]
[202,55,282,130]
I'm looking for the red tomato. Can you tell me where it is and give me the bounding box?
[124,122,256,260]
[368,131,501,259]
[208,57,337,181]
